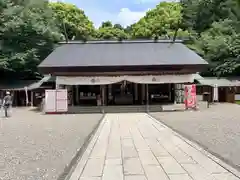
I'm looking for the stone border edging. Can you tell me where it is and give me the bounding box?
[147,114,240,179]
[57,114,106,180]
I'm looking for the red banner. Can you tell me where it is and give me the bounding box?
[184,84,197,109]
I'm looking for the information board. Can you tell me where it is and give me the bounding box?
[184,84,197,109]
[56,89,68,112]
[45,89,68,113]
[45,90,56,113]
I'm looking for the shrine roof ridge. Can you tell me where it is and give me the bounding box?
[58,39,184,44]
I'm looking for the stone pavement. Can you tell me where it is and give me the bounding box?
[151,103,240,171]
[69,113,240,180]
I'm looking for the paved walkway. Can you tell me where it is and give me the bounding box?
[69,113,240,180]
[151,103,240,171]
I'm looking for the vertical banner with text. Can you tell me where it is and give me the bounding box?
[184,84,197,109]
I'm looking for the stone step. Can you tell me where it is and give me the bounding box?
[104,105,146,113]
[68,106,102,114]
[67,105,184,114]
[68,105,165,114]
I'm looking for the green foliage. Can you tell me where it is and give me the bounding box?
[131,2,189,39]
[1,0,240,79]
[181,0,237,34]
[0,0,61,79]
[238,0,240,6]
[95,21,129,40]
[181,0,240,76]
[194,20,240,76]
[49,2,95,41]
[101,21,113,28]
[114,24,124,30]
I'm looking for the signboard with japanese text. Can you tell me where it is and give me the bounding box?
[184,84,197,109]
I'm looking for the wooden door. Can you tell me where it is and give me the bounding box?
[226,87,235,103]
[218,87,226,102]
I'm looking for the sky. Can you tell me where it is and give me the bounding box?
[51,0,174,27]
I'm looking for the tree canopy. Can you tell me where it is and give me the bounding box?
[0,0,239,79]
[95,21,129,40]
[181,0,240,76]
[49,2,95,41]
[131,2,189,39]
[0,0,60,79]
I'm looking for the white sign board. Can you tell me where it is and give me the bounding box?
[45,90,56,113]
[45,89,68,113]
[56,89,68,112]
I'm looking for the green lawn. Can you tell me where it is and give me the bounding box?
[236,100,240,105]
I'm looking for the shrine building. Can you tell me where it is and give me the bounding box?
[38,40,208,113]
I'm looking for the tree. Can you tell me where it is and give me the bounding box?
[0,0,61,79]
[124,25,133,34]
[96,21,129,40]
[101,21,113,28]
[1,0,239,79]
[180,0,240,76]
[181,0,237,34]
[49,2,95,41]
[131,2,189,39]
[191,20,240,76]
[237,0,240,6]
[114,24,124,30]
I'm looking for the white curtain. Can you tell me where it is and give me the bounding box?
[56,74,195,85]
[56,76,124,85]
[125,74,194,84]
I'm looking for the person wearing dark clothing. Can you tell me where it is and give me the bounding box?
[3,91,12,117]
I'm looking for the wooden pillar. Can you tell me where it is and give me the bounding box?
[108,84,112,105]
[66,85,73,106]
[174,84,177,104]
[106,85,108,106]
[134,83,138,102]
[100,85,105,113]
[31,91,34,107]
[76,85,79,105]
[55,82,59,89]
[104,85,107,105]
[71,85,74,106]
[169,84,171,102]
[137,84,141,104]
[12,91,16,107]
[101,85,105,106]
[141,84,145,105]
[146,84,149,112]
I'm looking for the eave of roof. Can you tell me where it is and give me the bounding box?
[196,77,240,87]
[0,75,54,91]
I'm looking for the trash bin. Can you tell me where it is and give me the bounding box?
[202,92,210,108]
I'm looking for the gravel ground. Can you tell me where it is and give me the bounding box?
[0,108,103,180]
[150,103,240,171]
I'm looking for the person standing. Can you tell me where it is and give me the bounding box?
[3,91,12,117]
